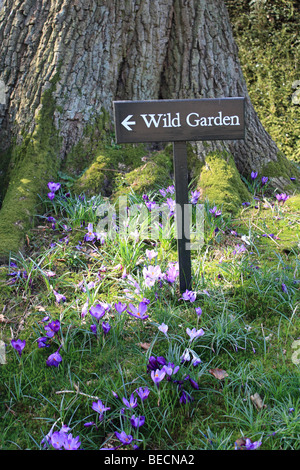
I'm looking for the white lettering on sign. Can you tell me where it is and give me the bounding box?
[186,111,240,127]
[120,110,241,133]
[140,113,181,128]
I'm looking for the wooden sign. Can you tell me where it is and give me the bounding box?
[113,98,245,292]
[113,98,245,143]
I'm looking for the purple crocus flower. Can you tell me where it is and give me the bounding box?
[48,182,61,193]
[190,190,201,204]
[90,324,97,335]
[92,399,110,415]
[46,350,62,367]
[122,393,138,409]
[37,336,49,348]
[115,431,133,445]
[276,193,289,203]
[53,289,66,303]
[151,368,166,386]
[158,323,168,336]
[127,302,149,320]
[195,307,202,316]
[244,438,262,450]
[181,289,197,302]
[102,321,111,335]
[63,433,81,450]
[11,339,26,356]
[209,206,222,217]
[114,302,127,314]
[165,262,179,283]
[46,320,60,335]
[130,415,145,428]
[51,431,66,450]
[89,304,106,322]
[47,192,55,201]
[281,283,288,293]
[136,387,150,401]
[261,176,268,185]
[251,171,258,180]
[145,200,157,211]
[84,223,96,242]
[186,327,204,342]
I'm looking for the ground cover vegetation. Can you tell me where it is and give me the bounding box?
[0,0,299,451]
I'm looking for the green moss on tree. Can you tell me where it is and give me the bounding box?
[112,149,173,200]
[260,153,300,193]
[0,80,61,261]
[198,151,251,215]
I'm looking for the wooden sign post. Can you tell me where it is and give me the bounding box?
[113,98,245,292]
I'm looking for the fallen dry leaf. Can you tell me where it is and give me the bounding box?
[138,342,151,350]
[209,368,229,380]
[250,392,267,410]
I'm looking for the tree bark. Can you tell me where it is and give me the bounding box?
[0,0,297,258]
[0,0,282,167]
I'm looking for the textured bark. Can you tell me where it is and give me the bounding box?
[0,0,281,174]
[0,0,296,260]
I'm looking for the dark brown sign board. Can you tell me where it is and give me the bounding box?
[113,98,245,292]
[113,98,245,143]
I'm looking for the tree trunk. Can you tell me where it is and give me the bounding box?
[0,0,297,258]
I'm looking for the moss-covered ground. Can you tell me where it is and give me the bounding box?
[0,176,299,451]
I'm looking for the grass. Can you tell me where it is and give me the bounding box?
[0,177,299,451]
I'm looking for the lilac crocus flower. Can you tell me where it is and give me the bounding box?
[81,300,89,318]
[167,185,175,194]
[162,362,180,378]
[244,438,262,450]
[92,399,111,415]
[143,264,162,287]
[136,387,150,401]
[261,176,268,185]
[46,320,60,335]
[181,289,197,302]
[102,321,111,335]
[11,339,26,356]
[127,302,149,320]
[281,283,288,293]
[145,200,157,211]
[165,197,176,216]
[115,431,133,445]
[145,249,158,261]
[276,193,289,203]
[37,336,49,348]
[195,307,202,316]
[209,206,222,217]
[46,350,62,367]
[158,323,168,336]
[151,368,166,386]
[186,327,204,342]
[130,415,145,428]
[122,393,138,409]
[63,433,81,450]
[85,223,96,242]
[51,431,66,450]
[53,289,66,303]
[48,182,61,193]
[190,190,201,204]
[89,304,105,322]
[165,262,179,283]
[251,171,258,180]
[114,302,127,314]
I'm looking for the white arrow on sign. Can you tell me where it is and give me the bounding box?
[121,115,136,131]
